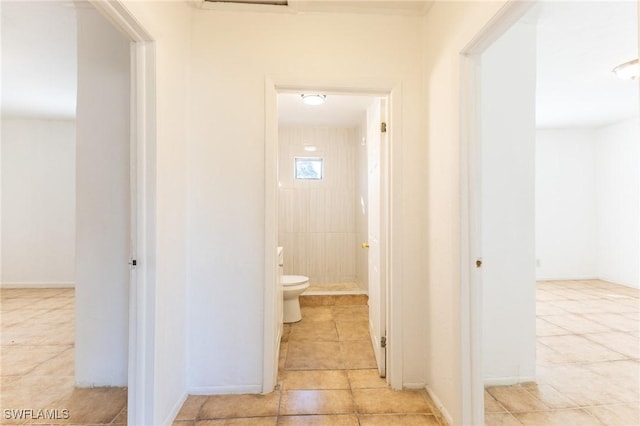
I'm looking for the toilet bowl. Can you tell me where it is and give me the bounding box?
[282,274,310,323]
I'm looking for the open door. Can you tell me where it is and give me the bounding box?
[366,98,387,378]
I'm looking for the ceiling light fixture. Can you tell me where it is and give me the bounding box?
[301,94,326,106]
[612,58,639,80]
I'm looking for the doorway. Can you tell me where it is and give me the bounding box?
[1,0,131,420]
[263,83,397,392]
[461,1,639,424]
[276,93,375,294]
[277,91,387,375]
[3,2,131,387]
[1,0,156,423]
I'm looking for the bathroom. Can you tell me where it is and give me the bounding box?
[277,93,382,298]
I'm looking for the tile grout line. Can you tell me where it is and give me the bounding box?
[486,280,639,426]
[344,356,362,426]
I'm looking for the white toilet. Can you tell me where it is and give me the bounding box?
[278,247,309,323]
[282,275,310,323]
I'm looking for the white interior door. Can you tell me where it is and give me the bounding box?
[366,98,386,377]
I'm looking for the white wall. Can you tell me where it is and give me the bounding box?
[535,119,639,289]
[278,126,359,286]
[481,22,537,385]
[75,6,130,387]
[595,117,640,288]
[188,9,427,394]
[1,118,75,286]
[421,2,509,423]
[536,129,598,280]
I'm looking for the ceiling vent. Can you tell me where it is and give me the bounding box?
[204,0,288,5]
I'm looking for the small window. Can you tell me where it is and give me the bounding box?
[295,157,323,180]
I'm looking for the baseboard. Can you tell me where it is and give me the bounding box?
[537,276,640,290]
[1,282,74,288]
[161,390,188,426]
[75,380,127,388]
[189,384,262,395]
[401,382,426,390]
[425,385,453,426]
[596,275,640,290]
[483,375,536,387]
[536,275,598,282]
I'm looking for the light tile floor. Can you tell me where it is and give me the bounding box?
[485,280,640,426]
[7,281,634,425]
[0,288,127,425]
[174,295,447,425]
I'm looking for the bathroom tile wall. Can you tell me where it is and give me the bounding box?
[279,126,360,286]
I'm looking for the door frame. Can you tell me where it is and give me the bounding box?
[459,1,536,424]
[263,77,403,391]
[88,1,156,424]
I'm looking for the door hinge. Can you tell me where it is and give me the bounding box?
[381,122,387,133]
[129,259,137,267]
[381,336,387,348]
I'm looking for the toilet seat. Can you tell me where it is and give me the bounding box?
[281,275,309,286]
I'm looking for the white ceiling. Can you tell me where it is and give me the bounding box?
[1,1,77,120]
[2,1,638,128]
[278,93,378,127]
[534,1,639,129]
